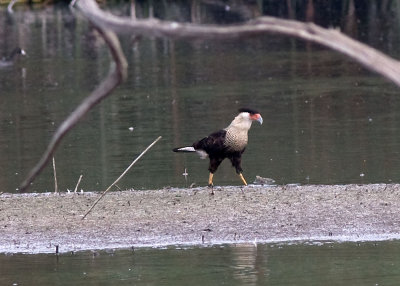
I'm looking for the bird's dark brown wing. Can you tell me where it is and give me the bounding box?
[192,129,227,156]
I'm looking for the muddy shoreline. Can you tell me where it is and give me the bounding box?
[1,184,400,254]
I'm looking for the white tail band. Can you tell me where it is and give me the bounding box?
[177,146,195,152]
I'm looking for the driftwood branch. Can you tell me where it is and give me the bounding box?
[19,6,128,192]
[79,0,400,87]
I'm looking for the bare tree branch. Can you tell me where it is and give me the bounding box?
[19,9,128,192]
[79,0,400,87]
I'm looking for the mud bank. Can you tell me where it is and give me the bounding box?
[1,184,400,254]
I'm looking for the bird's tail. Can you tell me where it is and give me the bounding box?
[173,146,196,152]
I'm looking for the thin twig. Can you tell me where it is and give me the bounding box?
[82,136,162,220]
[74,174,83,193]
[52,157,58,193]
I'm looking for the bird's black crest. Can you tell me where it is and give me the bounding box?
[238,108,260,115]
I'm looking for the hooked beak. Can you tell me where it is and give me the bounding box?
[252,113,263,125]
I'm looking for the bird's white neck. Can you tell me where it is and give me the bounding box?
[225,114,253,132]
[223,114,253,151]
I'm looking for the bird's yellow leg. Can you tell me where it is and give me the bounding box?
[208,172,214,187]
[239,173,248,186]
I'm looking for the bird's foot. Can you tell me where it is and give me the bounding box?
[208,183,214,195]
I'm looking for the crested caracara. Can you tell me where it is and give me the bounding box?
[173,108,263,186]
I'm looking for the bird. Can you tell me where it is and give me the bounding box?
[173,108,263,187]
[0,47,26,67]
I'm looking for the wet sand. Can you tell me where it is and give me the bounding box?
[1,184,400,254]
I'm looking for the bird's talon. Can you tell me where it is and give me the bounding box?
[208,186,215,195]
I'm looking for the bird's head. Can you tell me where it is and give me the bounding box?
[238,108,263,125]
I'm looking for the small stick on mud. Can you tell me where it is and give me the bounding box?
[82,136,162,220]
[74,175,83,193]
[52,157,58,193]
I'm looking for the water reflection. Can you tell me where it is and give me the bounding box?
[1,2,400,192]
[2,241,400,285]
[231,244,263,285]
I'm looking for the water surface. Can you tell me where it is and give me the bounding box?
[1,241,400,285]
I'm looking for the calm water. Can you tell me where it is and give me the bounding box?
[2,1,400,284]
[2,241,400,285]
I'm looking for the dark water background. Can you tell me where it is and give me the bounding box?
[1,1,400,285]
[2,1,400,192]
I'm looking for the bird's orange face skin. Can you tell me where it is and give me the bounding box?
[250,113,263,124]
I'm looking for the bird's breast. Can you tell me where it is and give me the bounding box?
[224,129,248,151]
